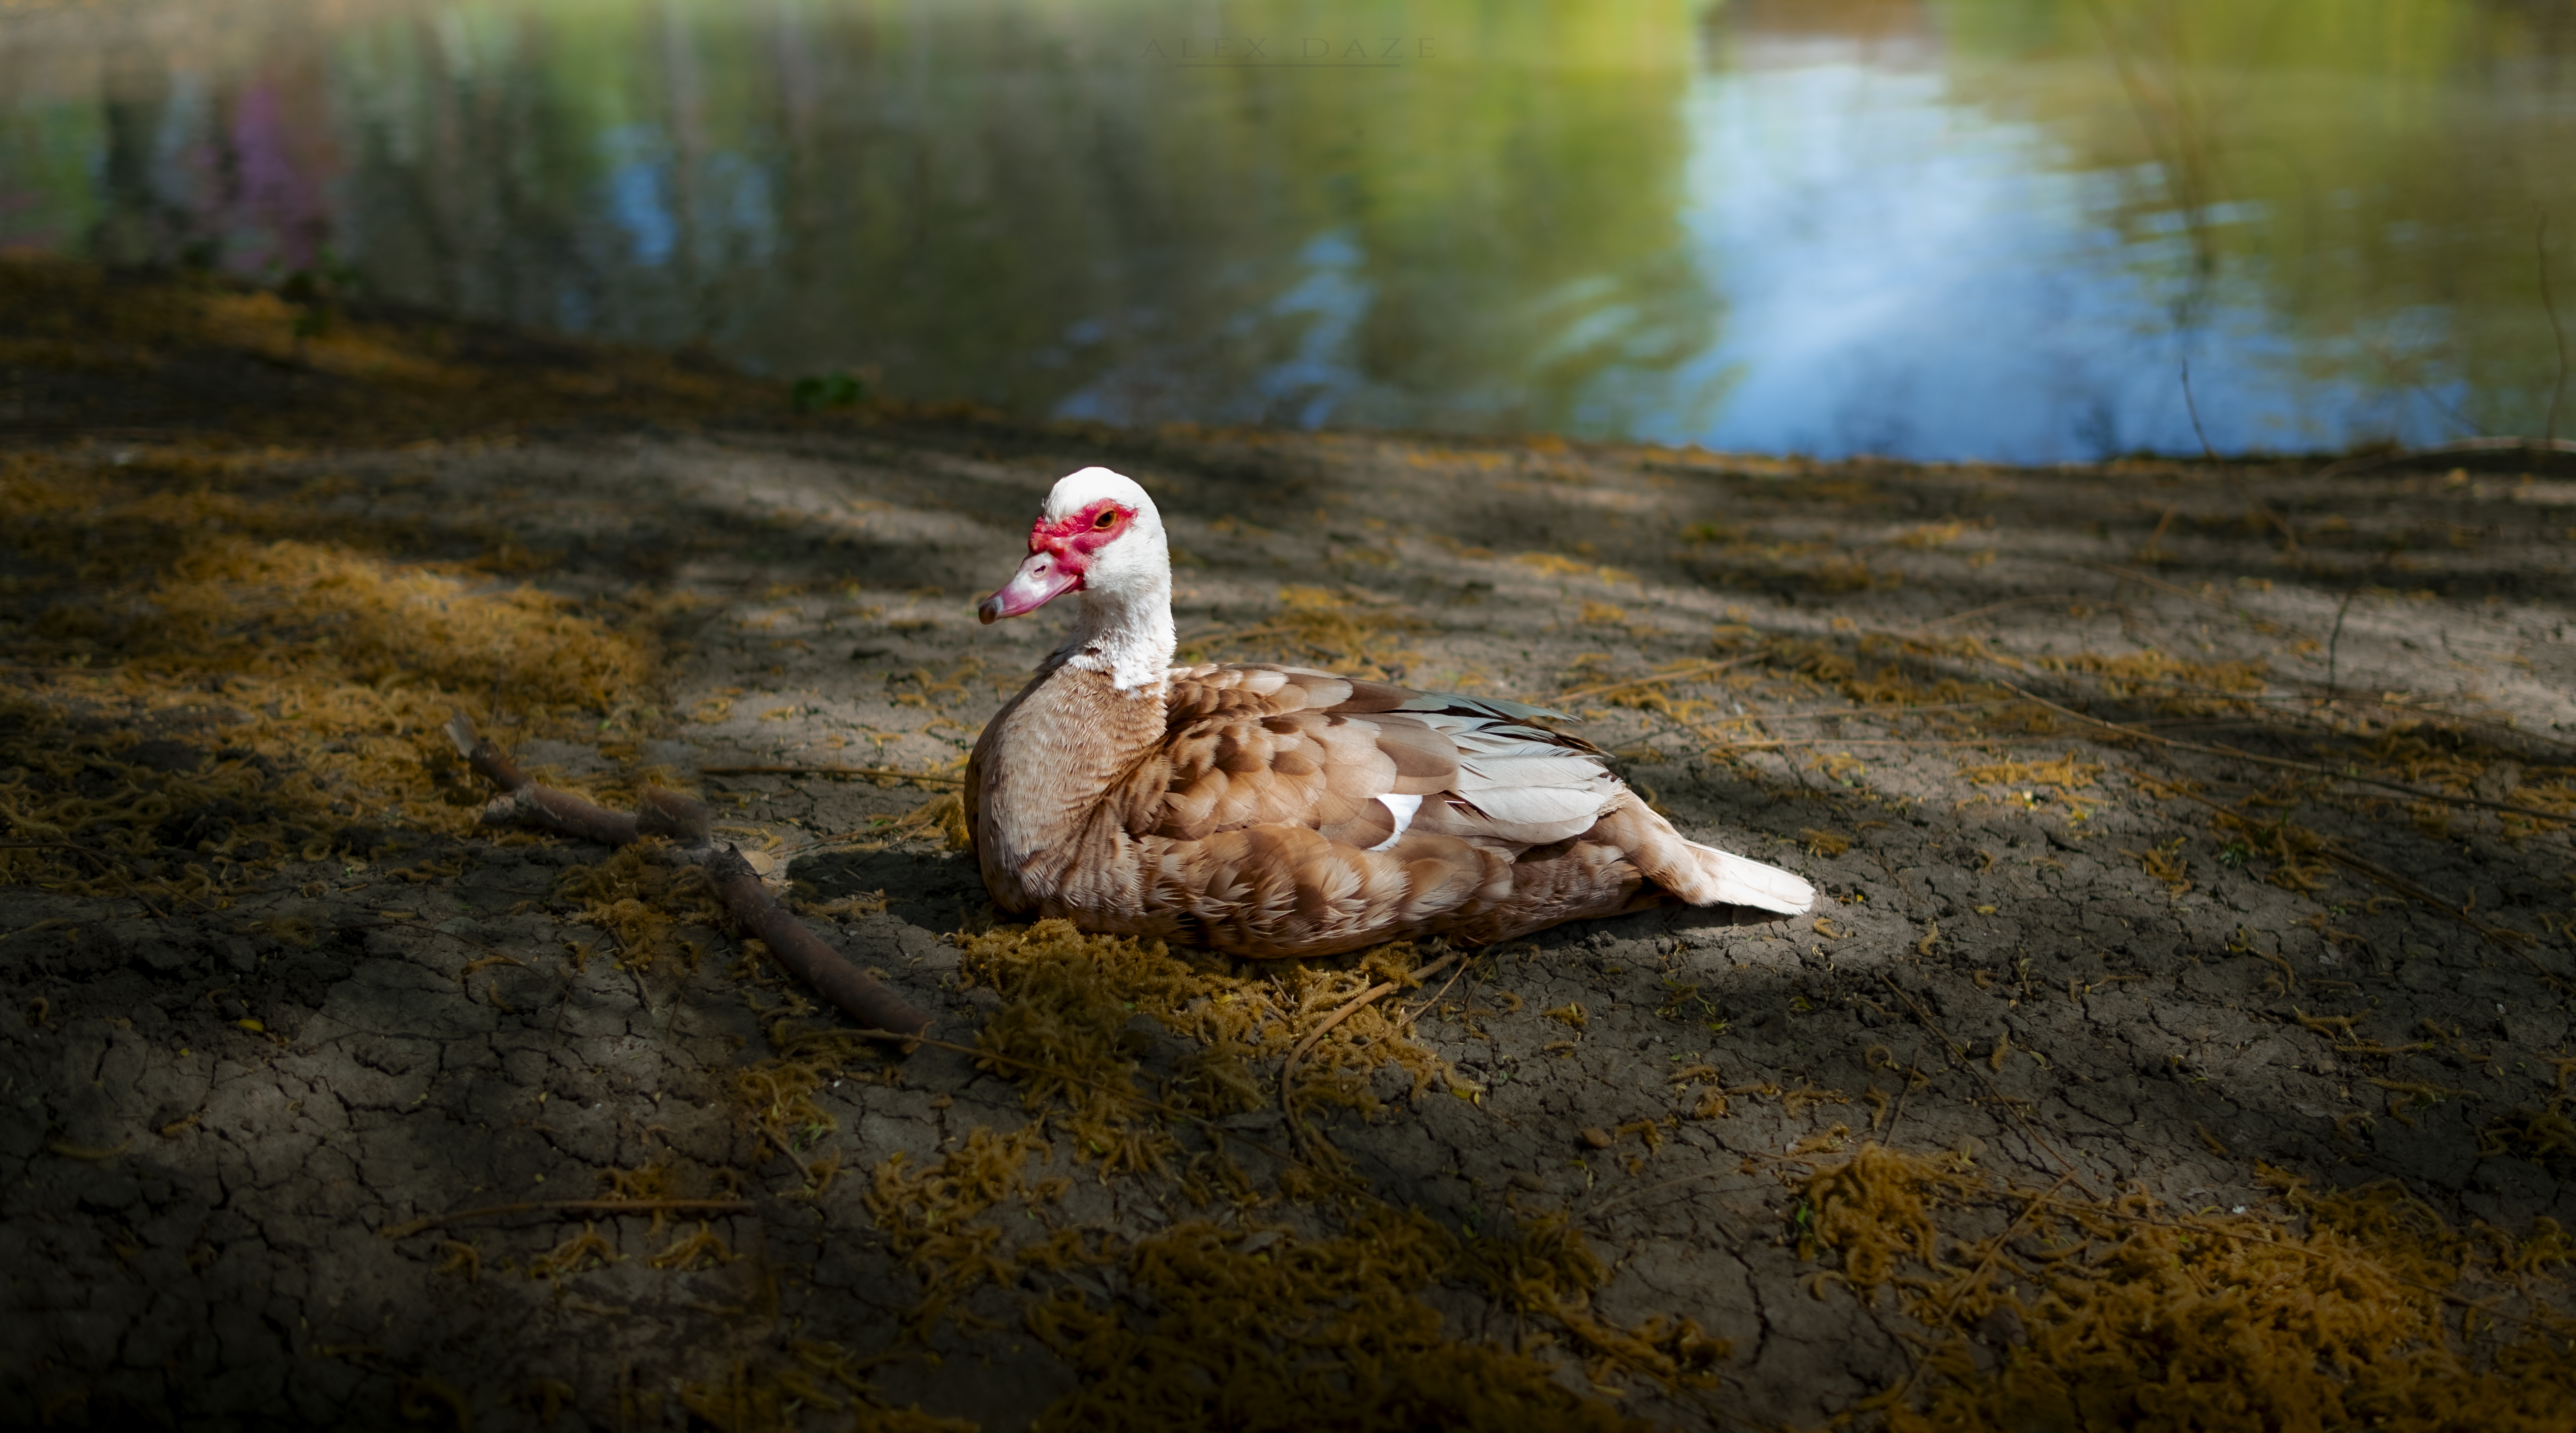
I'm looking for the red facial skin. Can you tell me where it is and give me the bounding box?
[977,500,1130,623]
[1028,499,1129,568]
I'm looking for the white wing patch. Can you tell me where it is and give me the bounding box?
[1454,784,1604,828]
[1365,793,1424,852]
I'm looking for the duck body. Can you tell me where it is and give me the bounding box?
[967,468,1814,959]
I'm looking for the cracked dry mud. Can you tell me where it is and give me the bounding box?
[9,335,2576,1428]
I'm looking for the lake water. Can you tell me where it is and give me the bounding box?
[4,0,2572,463]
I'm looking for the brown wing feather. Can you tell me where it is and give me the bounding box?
[1266,669,1355,711]
[1361,714,1463,792]
[1118,663,1657,955]
[1133,821,1498,957]
[1158,664,1619,837]
[1153,671,1404,841]
[1321,677,1416,713]
[1316,800,1395,849]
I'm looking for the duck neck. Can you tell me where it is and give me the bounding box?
[1059,572,1174,695]
[976,580,1173,910]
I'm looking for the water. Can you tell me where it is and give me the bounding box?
[4,0,2572,463]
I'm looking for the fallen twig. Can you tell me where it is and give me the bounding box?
[1579,1168,1734,1227]
[444,714,932,1039]
[1412,958,1474,1020]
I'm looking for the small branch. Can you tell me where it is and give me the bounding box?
[704,847,928,1035]
[1414,959,1473,1018]
[1285,951,1463,1076]
[2139,503,2181,562]
[0,839,125,861]
[449,722,642,845]
[2325,585,2360,697]
[1960,673,2576,757]
[2180,358,2219,463]
[380,1197,754,1240]
[443,714,932,1039]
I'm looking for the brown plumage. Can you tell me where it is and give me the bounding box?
[966,467,1815,959]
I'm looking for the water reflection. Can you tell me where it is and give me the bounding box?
[2,0,2571,462]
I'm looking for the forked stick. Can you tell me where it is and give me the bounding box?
[443,715,932,1041]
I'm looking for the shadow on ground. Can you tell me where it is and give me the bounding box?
[4,260,2573,1430]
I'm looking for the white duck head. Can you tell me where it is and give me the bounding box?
[977,466,1175,692]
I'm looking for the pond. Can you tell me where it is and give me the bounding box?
[4,0,2572,462]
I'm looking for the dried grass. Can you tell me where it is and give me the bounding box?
[556,841,722,970]
[862,1122,1712,1430]
[2035,650,2267,708]
[1783,1144,2576,1431]
[27,260,2575,1432]
[953,920,1459,1173]
[1027,1208,1668,1432]
[2121,837,2194,896]
[1,451,668,908]
[852,920,1738,1422]
[1953,754,2103,793]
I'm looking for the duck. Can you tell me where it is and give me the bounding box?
[964,467,1814,958]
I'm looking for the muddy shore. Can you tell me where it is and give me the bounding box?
[5,263,2574,1431]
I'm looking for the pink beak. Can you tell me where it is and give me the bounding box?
[977,551,1081,624]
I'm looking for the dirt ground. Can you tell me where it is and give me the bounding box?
[5,263,2576,1431]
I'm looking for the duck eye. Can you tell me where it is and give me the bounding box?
[1093,508,1118,530]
